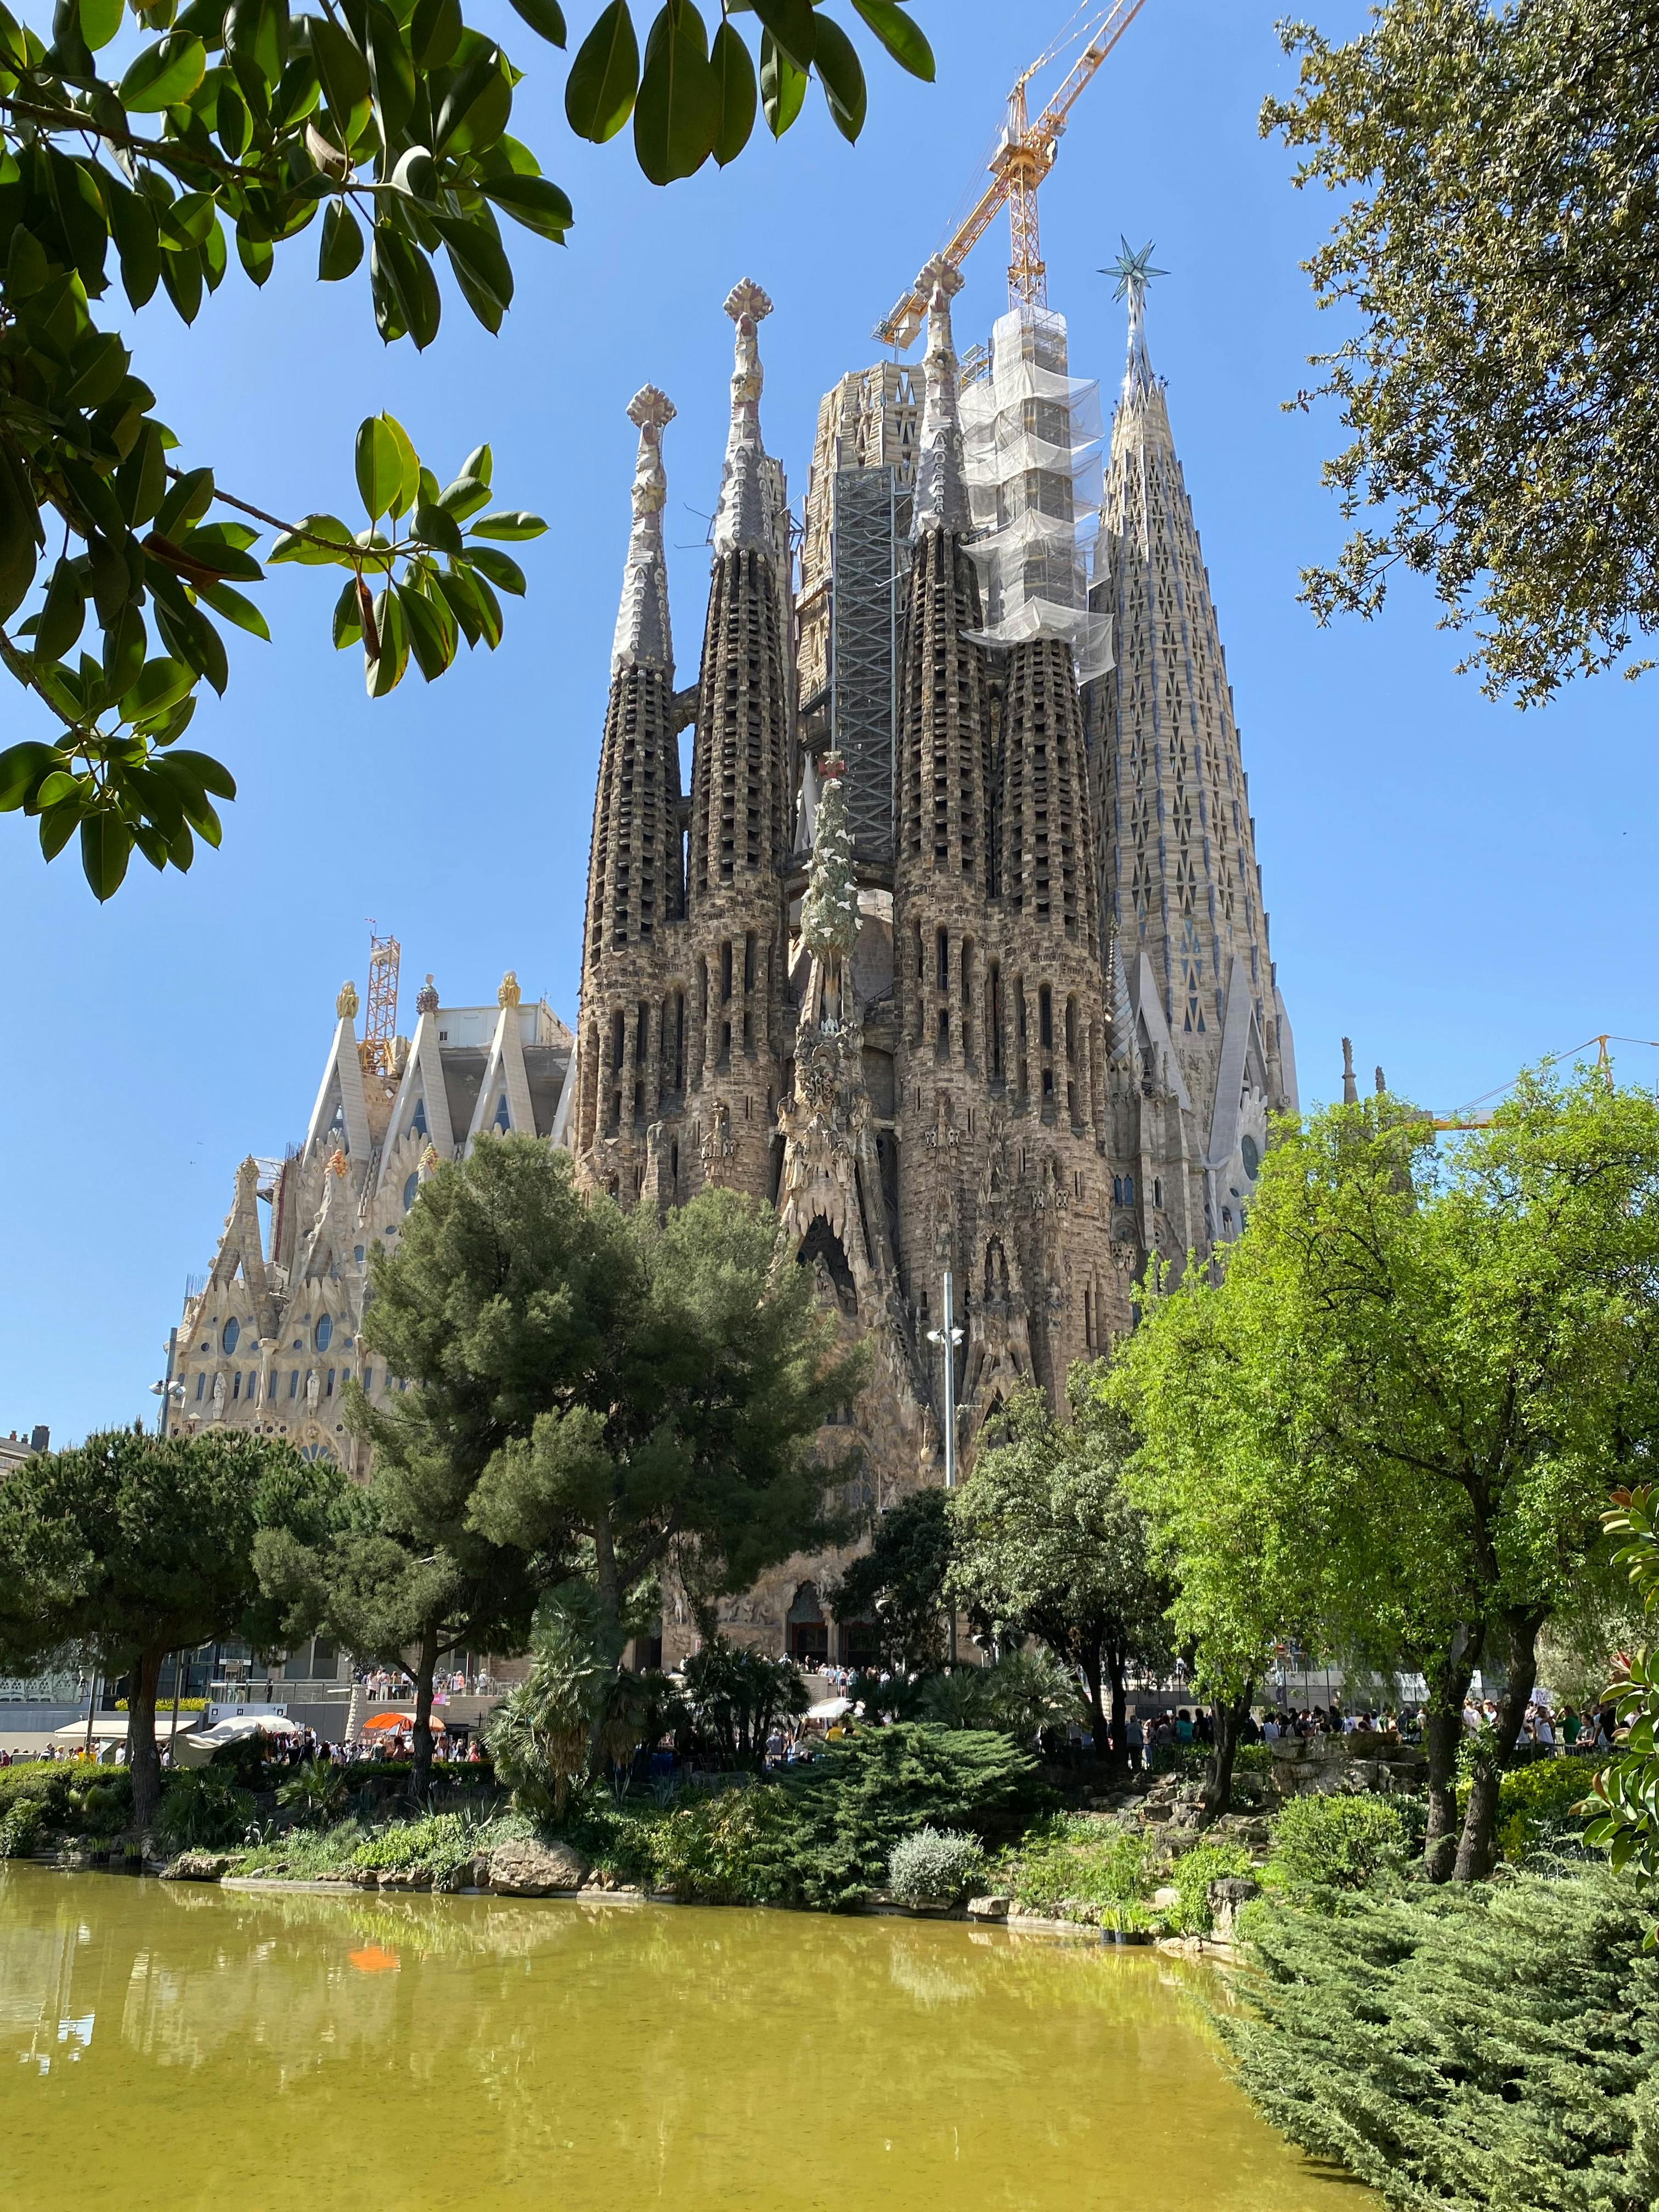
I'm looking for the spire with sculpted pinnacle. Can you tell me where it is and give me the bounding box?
[1094,240,1293,1114]
[612,383,675,675]
[683,280,790,1203]
[583,386,684,982]
[895,256,991,899]
[911,256,968,537]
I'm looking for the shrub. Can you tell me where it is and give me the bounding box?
[1167,1839,1254,1933]
[888,1826,985,1908]
[1497,1757,1597,1863]
[1227,1870,1659,2212]
[1147,1739,1273,1779]
[156,1769,253,1851]
[1269,1795,1410,1897]
[992,1814,1154,1916]
[0,1798,44,1858]
[276,1762,347,1826]
[349,1809,489,1888]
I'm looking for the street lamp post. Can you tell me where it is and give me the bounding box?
[926,1270,966,1664]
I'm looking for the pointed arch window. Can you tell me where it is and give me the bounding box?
[493,1094,510,1132]
[221,1317,240,1356]
[412,1097,428,1138]
[403,1173,420,1212]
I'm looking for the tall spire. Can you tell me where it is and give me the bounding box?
[911,255,968,537]
[612,385,675,675]
[1101,235,1166,399]
[711,279,782,556]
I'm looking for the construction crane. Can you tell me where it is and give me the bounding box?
[873,0,1152,349]
[360,922,402,1077]
[1423,1035,1652,1132]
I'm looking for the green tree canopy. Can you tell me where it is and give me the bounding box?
[0,0,933,897]
[1263,0,1659,706]
[275,1134,861,1793]
[947,1365,1172,1766]
[1109,1070,1659,1874]
[828,1484,951,1674]
[0,1426,343,1826]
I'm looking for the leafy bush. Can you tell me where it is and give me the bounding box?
[980,1649,1082,1750]
[233,1819,367,1881]
[1168,1839,1254,1933]
[652,1725,1036,1912]
[1147,1738,1274,1779]
[349,1809,489,1889]
[0,1798,44,1858]
[1227,1870,1659,2212]
[888,1826,985,1908]
[914,1668,995,1730]
[156,1770,253,1851]
[1269,1795,1410,1897]
[1497,1757,1596,1863]
[991,1814,1154,1917]
[276,1762,347,1827]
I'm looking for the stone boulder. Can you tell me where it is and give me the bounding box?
[966,1894,1011,1921]
[1207,1875,1260,1940]
[484,1838,590,1896]
[160,1850,232,1882]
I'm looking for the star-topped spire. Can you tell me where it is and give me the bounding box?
[1101,235,1166,391]
[711,278,779,555]
[611,384,676,675]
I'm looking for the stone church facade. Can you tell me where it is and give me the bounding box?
[165,260,1295,1672]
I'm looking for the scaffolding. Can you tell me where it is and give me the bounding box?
[362,924,401,1075]
[959,303,1113,680]
[827,465,908,868]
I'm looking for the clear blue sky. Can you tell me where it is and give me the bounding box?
[4,0,1655,1447]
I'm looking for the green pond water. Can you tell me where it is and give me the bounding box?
[0,1864,1366,2212]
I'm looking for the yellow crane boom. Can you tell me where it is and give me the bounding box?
[873,0,1152,349]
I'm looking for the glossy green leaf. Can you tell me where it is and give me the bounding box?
[199,580,269,639]
[223,0,287,87]
[411,498,465,554]
[78,0,124,50]
[391,144,438,202]
[40,798,83,864]
[319,198,364,280]
[119,30,205,109]
[177,522,262,582]
[634,0,719,186]
[710,18,755,166]
[115,421,167,527]
[331,575,362,648]
[269,511,357,565]
[397,579,455,679]
[811,14,865,142]
[36,558,88,659]
[236,227,275,286]
[80,812,132,899]
[434,214,514,324]
[159,244,204,324]
[121,655,193,723]
[362,0,415,140]
[164,747,236,799]
[106,182,161,309]
[311,14,372,142]
[356,413,419,521]
[758,27,804,138]
[5,224,51,302]
[216,77,252,157]
[747,0,812,72]
[478,171,572,239]
[371,228,442,351]
[0,449,40,622]
[0,742,59,812]
[469,509,545,540]
[565,0,639,143]
[437,471,490,520]
[506,0,563,43]
[465,544,526,595]
[849,0,933,81]
[365,585,408,695]
[435,50,512,155]
[410,0,461,69]
[154,467,214,539]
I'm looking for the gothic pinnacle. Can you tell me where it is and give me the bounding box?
[912,255,968,537]
[711,279,777,556]
[611,383,676,676]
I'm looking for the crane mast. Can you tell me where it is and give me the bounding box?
[873,0,1150,349]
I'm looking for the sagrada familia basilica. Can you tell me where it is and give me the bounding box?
[164,253,1297,1665]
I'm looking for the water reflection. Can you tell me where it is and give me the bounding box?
[0,1866,1365,2212]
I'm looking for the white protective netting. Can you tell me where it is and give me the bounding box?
[959,304,1113,682]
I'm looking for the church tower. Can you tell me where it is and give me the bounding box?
[683,281,793,1205]
[1092,256,1297,1262]
[573,386,688,1204]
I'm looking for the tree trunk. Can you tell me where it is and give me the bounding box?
[1079,1645,1113,1764]
[589,1515,625,1781]
[1200,1680,1254,1824]
[409,1621,439,1807]
[1423,1627,1481,1882]
[128,1646,165,1833]
[1108,1647,1130,1771]
[1452,1608,1542,1882]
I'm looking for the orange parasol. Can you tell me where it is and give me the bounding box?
[362,1709,455,1733]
